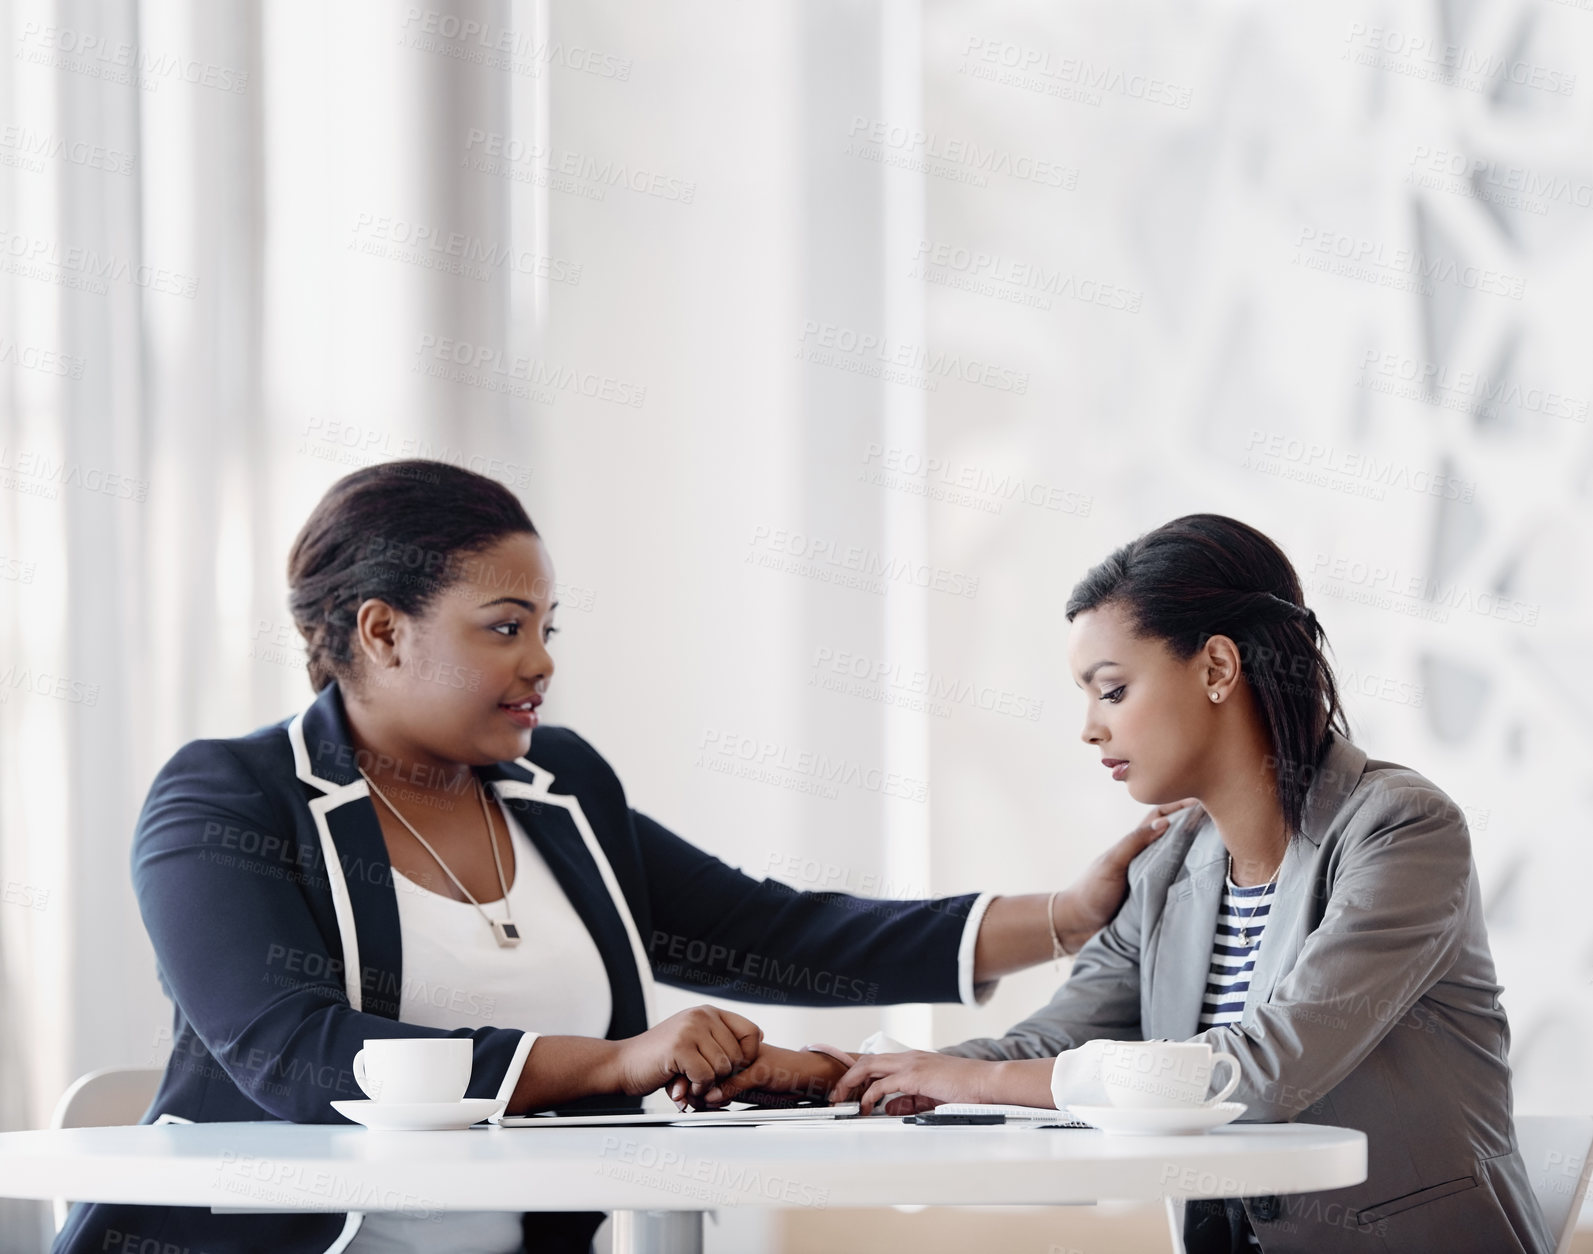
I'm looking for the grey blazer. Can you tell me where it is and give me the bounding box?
[944,733,1551,1254]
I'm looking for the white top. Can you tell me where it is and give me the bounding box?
[1197,875,1277,1029]
[346,806,612,1254]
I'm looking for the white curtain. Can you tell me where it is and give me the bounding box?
[0,1,537,1246]
[2,0,156,1244]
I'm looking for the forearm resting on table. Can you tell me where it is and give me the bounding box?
[977,1057,1059,1107]
[505,1035,626,1114]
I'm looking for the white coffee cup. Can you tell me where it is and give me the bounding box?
[352,1038,472,1104]
[1100,1040,1240,1110]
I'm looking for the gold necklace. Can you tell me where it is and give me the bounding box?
[361,770,522,948]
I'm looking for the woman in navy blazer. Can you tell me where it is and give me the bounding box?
[55,461,1170,1254]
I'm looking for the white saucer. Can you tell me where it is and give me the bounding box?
[331,1098,507,1130]
[1064,1101,1246,1136]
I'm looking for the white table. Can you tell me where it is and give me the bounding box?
[0,1117,1366,1253]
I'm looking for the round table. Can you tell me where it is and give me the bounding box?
[3,1117,1367,1253]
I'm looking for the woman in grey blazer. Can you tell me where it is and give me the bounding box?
[830,514,1551,1254]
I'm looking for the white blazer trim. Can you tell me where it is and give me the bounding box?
[508,754,556,794]
[287,707,343,794]
[487,1031,540,1124]
[496,764,657,1027]
[307,780,371,1012]
[320,1211,363,1253]
[958,891,998,1006]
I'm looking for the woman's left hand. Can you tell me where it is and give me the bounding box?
[668,1043,849,1110]
[829,1050,1000,1115]
[1056,799,1196,952]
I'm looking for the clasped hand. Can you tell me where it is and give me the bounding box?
[608,1005,850,1110]
[621,1008,987,1116]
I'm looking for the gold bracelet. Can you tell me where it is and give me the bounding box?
[1046,890,1068,961]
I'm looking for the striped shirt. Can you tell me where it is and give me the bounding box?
[1198,875,1276,1029]
[1201,875,1275,1249]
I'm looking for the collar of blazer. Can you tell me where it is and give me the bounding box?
[283,682,654,1036]
[1151,732,1370,1038]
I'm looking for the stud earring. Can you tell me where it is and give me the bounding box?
[1209,692,1221,703]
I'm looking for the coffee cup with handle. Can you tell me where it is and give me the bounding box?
[352,1037,472,1105]
[1099,1040,1240,1110]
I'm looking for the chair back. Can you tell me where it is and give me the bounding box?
[49,1067,164,1231]
[1516,1114,1593,1254]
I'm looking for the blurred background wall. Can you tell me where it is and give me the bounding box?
[2,0,1591,1249]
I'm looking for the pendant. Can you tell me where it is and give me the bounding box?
[492,920,522,948]
[1238,928,1252,948]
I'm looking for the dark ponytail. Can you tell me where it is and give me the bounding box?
[286,460,537,693]
[1065,514,1348,833]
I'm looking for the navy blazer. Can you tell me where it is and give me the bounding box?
[57,683,988,1254]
